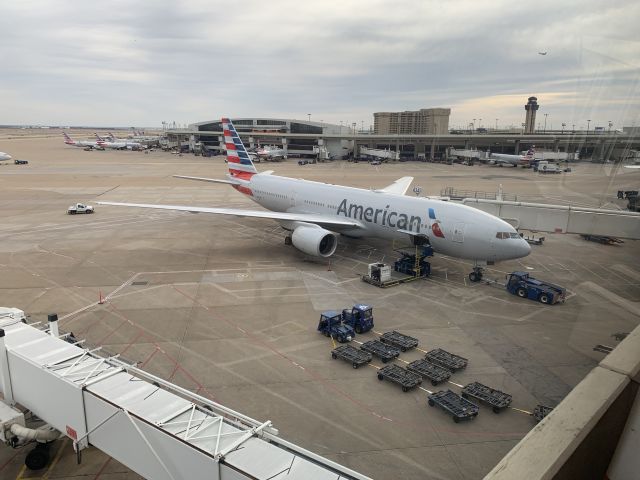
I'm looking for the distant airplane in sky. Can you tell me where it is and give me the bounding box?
[538,52,547,55]
[0,151,12,162]
[99,118,531,281]
[488,147,536,167]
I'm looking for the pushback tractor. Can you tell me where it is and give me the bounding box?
[506,272,566,305]
[317,311,355,343]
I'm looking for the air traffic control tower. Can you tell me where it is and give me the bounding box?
[524,96,539,134]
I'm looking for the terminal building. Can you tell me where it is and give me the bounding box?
[190,118,351,159]
[373,108,451,135]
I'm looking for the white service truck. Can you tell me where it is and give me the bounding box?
[67,203,94,214]
[534,161,561,173]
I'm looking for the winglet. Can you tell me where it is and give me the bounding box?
[377,176,414,195]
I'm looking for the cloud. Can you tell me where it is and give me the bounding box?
[0,0,638,128]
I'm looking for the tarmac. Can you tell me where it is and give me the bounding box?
[0,130,639,479]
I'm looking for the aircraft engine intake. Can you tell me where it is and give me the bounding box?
[291,226,337,257]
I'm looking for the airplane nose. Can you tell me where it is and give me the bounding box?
[518,238,532,257]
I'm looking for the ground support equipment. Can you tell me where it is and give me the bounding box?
[533,404,554,423]
[406,359,451,386]
[461,382,512,413]
[428,390,479,423]
[331,345,372,369]
[360,340,401,363]
[424,348,468,371]
[379,331,419,352]
[376,364,422,392]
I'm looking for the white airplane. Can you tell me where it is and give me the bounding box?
[488,147,535,167]
[95,134,144,151]
[0,151,12,162]
[99,118,531,281]
[256,144,286,160]
[62,132,104,150]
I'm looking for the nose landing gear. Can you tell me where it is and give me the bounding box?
[468,261,487,282]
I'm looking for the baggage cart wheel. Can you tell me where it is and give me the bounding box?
[377,374,384,381]
[461,392,468,399]
[516,287,527,298]
[492,407,501,414]
[355,326,362,334]
[400,347,407,352]
[453,416,460,423]
[382,358,389,363]
[431,380,439,386]
[402,386,409,392]
[331,353,337,359]
[352,363,359,369]
[539,293,550,304]
[428,399,435,407]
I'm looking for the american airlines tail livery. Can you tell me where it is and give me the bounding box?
[489,147,536,167]
[99,118,530,281]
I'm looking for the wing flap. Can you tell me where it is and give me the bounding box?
[377,176,414,195]
[97,201,363,229]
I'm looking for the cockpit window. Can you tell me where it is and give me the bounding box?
[496,232,520,239]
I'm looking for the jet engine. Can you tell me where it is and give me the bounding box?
[291,226,338,257]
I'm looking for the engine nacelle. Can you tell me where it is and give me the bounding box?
[291,226,338,257]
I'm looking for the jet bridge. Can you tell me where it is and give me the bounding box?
[462,199,640,240]
[0,313,370,480]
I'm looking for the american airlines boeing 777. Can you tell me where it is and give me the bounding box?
[99,118,530,281]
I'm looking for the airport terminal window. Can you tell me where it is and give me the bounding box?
[233,120,254,126]
[258,120,286,126]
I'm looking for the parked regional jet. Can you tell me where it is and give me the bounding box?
[62,132,104,150]
[256,144,286,160]
[99,118,531,281]
[488,147,535,167]
[0,152,12,162]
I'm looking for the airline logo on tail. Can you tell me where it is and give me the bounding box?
[62,132,75,145]
[524,146,535,160]
[222,118,258,183]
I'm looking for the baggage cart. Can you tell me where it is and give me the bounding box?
[407,359,451,386]
[461,382,512,413]
[380,331,419,352]
[360,340,400,363]
[533,404,554,423]
[376,364,422,392]
[428,390,479,423]
[331,345,372,369]
[425,348,468,371]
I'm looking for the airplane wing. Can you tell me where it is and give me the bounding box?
[377,176,414,195]
[97,201,364,229]
[624,165,640,169]
[173,175,239,185]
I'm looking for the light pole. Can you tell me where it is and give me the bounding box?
[608,121,613,133]
[521,122,526,135]
[572,124,575,133]
[479,118,482,129]
[361,120,364,133]
[307,113,311,122]
[561,123,566,134]
[352,122,356,135]
[587,119,591,134]
[472,118,476,133]
[495,118,499,131]
[544,113,548,133]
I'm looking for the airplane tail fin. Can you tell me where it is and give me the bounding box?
[222,117,258,180]
[62,132,73,142]
[95,133,104,141]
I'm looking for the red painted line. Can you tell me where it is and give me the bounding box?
[0,450,21,473]
[118,330,144,356]
[93,457,111,479]
[139,347,159,368]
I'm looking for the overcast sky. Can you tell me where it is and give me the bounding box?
[1,0,639,130]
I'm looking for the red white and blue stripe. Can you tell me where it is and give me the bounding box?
[222,117,258,181]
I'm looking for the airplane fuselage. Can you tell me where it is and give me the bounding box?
[244,173,529,262]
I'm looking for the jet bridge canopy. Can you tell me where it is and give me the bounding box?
[0,315,370,480]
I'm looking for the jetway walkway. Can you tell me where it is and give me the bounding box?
[462,198,640,240]
[0,313,371,480]
[359,146,399,160]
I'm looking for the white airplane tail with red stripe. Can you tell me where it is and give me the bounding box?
[222,118,258,181]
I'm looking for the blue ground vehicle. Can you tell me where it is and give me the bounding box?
[341,304,374,334]
[506,272,566,305]
[318,311,355,343]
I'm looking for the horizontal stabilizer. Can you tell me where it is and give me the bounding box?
[377,176,414,195]
[173,175,239,185]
